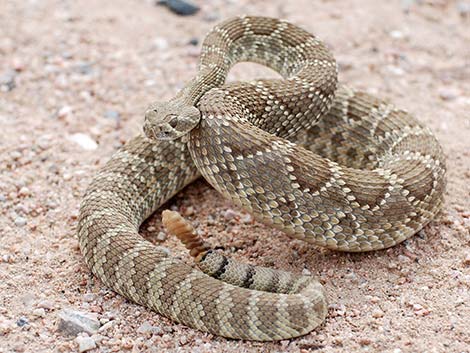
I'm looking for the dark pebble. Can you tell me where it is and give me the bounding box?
[188,37,199,46]
[17,317,29,327]
[157,0,200,16]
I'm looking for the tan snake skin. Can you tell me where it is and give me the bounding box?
[77,16,446,341]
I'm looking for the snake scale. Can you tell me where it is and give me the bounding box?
[77,16,446,341]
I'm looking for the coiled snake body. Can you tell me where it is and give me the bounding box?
[78,16,446,341]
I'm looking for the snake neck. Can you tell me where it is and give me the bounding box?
[172,66,228,108]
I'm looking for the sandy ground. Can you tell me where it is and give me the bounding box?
[1,0,469,352]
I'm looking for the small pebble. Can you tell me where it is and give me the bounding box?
[156,232,167,241]
[57,309,100,336]
[438,87,459,101]
[12,58,25,72]
[206,215,216,225]
[98,320,115,332]
[223,209,239,221]
[137,321,163,335]
[37,300,54,310]
[241,214,253,224]
[76,335,96,352]
[463,252,470,266]
[18,187,30,197]
[157,0,200,16]
[32,308,46,318]
[457,1,470,18]
[16,317,29,327]
[2,254,14,263]
[0,70,16,92]
[153,37,169,50]
[389,30,406,39]
[179,335,188,345]
[344,271,358,283]
[398,254,411,263]
[57,106,73,119]
[182,206,194,216]
[372,309,384,318]
[0,194,6,202]
[359,337,372,346]
[14,216,27,227]
[188,37,199,46]
[75,62,93,75]
[68,133,98,151]
[386,65,405,76]
[83,293,96,302]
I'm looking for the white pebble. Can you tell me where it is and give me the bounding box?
[389,30,405,39]
[137,321,162,335]
[439,87,459,101]
[37,300,54,310]
[68,133,98,151]
[241,214,253,223]
[57,105,73,119]
[183,206,195,216]
[83,293,95,302]
[223,209,239,220]
[153,37,169,50]
[372,308,384,318]
[32,308,46,317]
[156,232,167,241]
[14,216,27,227]
[76,335,96,352]
[18,187,30,196]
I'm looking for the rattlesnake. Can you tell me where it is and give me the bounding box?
[77,16,446,341]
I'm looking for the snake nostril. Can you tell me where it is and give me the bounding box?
[169,117,178,128]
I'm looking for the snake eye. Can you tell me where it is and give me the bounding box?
[169,117,178,128]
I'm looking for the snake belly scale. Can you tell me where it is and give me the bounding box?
[77,16,446,341]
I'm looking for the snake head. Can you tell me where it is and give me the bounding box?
[143,102,201,140]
